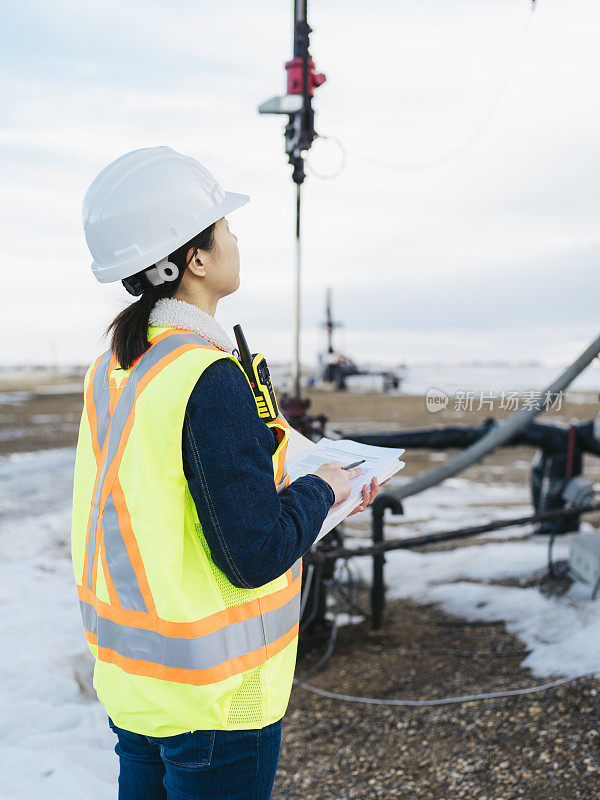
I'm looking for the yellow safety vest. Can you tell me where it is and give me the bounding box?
[70,325,300,737]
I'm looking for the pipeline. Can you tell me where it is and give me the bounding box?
[377,332,600,501]
[310,500,600,564]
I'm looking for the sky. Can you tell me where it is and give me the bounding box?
[1,0,599,368]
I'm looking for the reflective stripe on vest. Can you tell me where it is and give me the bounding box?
[268,415,291,490]
[79,567,300,675]
[77,329,300,686]
[83,331,206,596]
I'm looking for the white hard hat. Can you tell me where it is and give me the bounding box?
[82,146,250,285]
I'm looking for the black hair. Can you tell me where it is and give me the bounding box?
[105,222,217,370]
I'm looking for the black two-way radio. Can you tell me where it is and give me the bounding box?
[233,324,280,423]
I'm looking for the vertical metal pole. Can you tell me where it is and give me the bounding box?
[294,182,302,398]
[370,495,404,630]
[294,0,306,52]
[371,503,385,630]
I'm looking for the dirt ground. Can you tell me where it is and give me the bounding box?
[3,372,600,798]
[0,370,84,455]
[275,592,600,800]
[2,370,599,470]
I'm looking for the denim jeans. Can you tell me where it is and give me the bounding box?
[107,716,282,800]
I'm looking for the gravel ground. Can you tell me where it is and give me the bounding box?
[274,596,600,800]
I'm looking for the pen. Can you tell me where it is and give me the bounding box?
[342,459,366,470]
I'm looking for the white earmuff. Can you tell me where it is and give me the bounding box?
[145,259,180,287]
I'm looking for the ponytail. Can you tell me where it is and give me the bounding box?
[105,222,217,370]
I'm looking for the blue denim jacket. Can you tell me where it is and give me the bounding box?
[181,358,335,589]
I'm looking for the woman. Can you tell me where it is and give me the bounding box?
[71,146,379,800]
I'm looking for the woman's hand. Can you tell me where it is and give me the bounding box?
[311,461,364,506]
[347,476,379,516]
[311,463,380,514]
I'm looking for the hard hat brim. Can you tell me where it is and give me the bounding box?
[90,190,250,284]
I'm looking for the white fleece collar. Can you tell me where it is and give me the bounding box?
[149,298,237,355]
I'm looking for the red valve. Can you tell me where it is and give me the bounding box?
[285,57,327,96]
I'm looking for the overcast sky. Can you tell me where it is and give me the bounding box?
[2,0,599,368]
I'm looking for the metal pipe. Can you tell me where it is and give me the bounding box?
[311,500,600,563]
[339,420,600,458]
[294,182,302,398]
[390,332,600,501]
[370,494,403,630]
